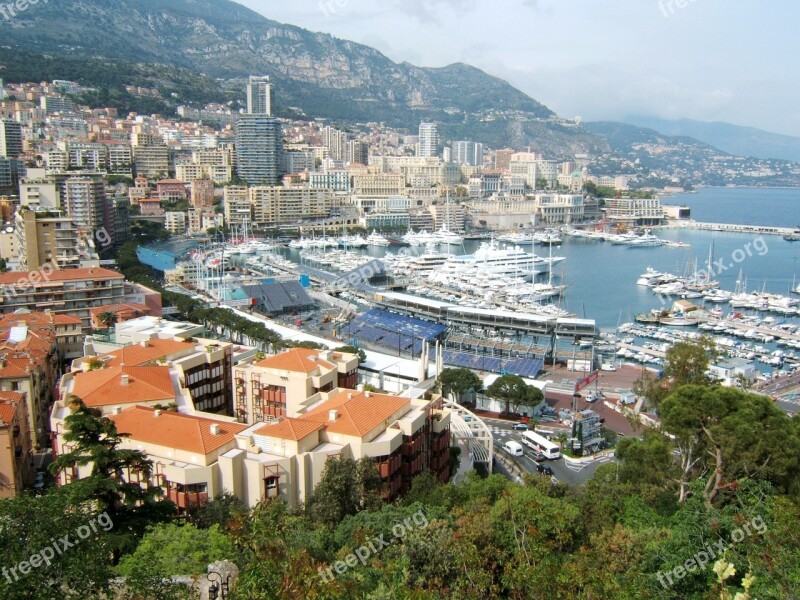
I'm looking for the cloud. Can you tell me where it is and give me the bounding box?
[388,0,478,25]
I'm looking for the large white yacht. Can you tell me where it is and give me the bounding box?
[434,240,564,282]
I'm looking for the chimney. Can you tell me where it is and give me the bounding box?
[356,383,364,392]
[139,340,148,348]
[347,393,353,399]
[210,423,220,435]
[328,409,339,422]
[120,374,129,386]
[154,409,161,418]
[365,392,371,398]
[111,406,122,415]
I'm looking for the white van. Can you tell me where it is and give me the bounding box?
[502,440,524,457]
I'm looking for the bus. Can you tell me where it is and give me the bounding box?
[521,430,561,459]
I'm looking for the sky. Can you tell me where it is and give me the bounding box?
[237,0,800,137]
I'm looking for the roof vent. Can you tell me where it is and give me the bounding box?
[111,406,122,415]
[120,374,129,386]
[154,409,161,418]
[347,393,353,399]
[210,423,221,435]
[329,409,339,423]
[365,392,371,398]
[139,340,148,347]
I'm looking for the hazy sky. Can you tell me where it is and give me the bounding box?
[238,0,800,136]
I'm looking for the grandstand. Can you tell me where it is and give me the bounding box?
[345,308,446,355]
[436,350,544,378]
[243,281,315,316]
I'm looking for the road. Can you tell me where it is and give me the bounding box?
[483,417,616,486]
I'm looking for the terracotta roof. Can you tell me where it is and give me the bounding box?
[104,338,196,367]
[0,267,124,285]
[89,303,151,318]
[70,365,175,407]
[254,417,323,441]
[0,391,24,404]
[301,390,410,437]
[0,402,17,426]
[0,311,81,328]
[110,406,248,454]
[254,348,334,374]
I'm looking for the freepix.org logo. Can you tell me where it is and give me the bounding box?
[0,0,49,21]
[324,259,386,295]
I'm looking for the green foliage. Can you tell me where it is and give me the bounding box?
[189,492,248,530]
[0,487,117,599]
[306,456,384,529]
[116,523,236,578]
[333,345,367,364]
[437,367,483,402]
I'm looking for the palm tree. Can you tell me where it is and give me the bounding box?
[97,311,118,330]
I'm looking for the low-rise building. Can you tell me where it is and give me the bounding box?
[0,392,33,497]
[709,358,757,387]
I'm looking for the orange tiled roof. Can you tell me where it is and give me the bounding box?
[254,417,323,441]
[0,267,124,285]
[0,391,24,404]
[254,348,334,373]
[110,406,248,454]
[0,402,17,426]
[70,365,175,407]
[0,311,81,328]
[301,390,410,437]
[89,303,151,318]
[104,338,196,367]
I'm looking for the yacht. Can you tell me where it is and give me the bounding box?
[535,230,563,246]
[403,244,451,276]
[627,230,664,247]
[497,232,535,245]
[435,240,564,282]
[433,225,464,246]
[366,230,390,247]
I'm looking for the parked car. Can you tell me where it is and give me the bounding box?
[512,423,529,431]
[536,463,554,476]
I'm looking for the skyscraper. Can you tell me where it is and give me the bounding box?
[246,76,273,116]
[418,122,439,158]
[0,120,23,158]
[322,126,350,161]
[235,115,283,185]
[453,141,484,166]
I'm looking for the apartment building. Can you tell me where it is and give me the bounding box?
[232,348,359,423]
[604,197,664,226]
[0,392,33,498]
[235,116,282,185]
[62,176,106,232]
[89,303,153,329]
[0,323,59,449]
[52,388,450,511]
[190,179,215,208]
[353,174,405,197]
[165,211,187,235]
[249,186,334,226]
[156,180,188,202]
[128,177,151,205]
[134,145,171,178]
[0,309,83,361]
[80,333,236,415]
[0,267,162,328]
[223,185,252,227]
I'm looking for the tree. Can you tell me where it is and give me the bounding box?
[306,456,384,528]
[116,523,236,578]
[97,311,119,329]
[437,368,483,402]
[0,486,118,599]
[486,374,527,415]
[50,398,174,558]
[660,385,800,505]
[189,492,248,530]
[334,345,367,365]
[518,384,544,415]
[635,337,718,409]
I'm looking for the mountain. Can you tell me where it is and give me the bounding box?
[584,121,800,188]
[624,116,800,162]
[0,0,607,155]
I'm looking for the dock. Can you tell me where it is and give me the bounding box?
[666,221,795,236]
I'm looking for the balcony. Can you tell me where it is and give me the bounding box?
[166,488,208,510]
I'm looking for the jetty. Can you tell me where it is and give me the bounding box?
[666,221,795,236]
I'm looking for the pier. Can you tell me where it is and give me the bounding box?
[666,221,795,236]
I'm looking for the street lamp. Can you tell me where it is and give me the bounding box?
[207,571,230,600]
